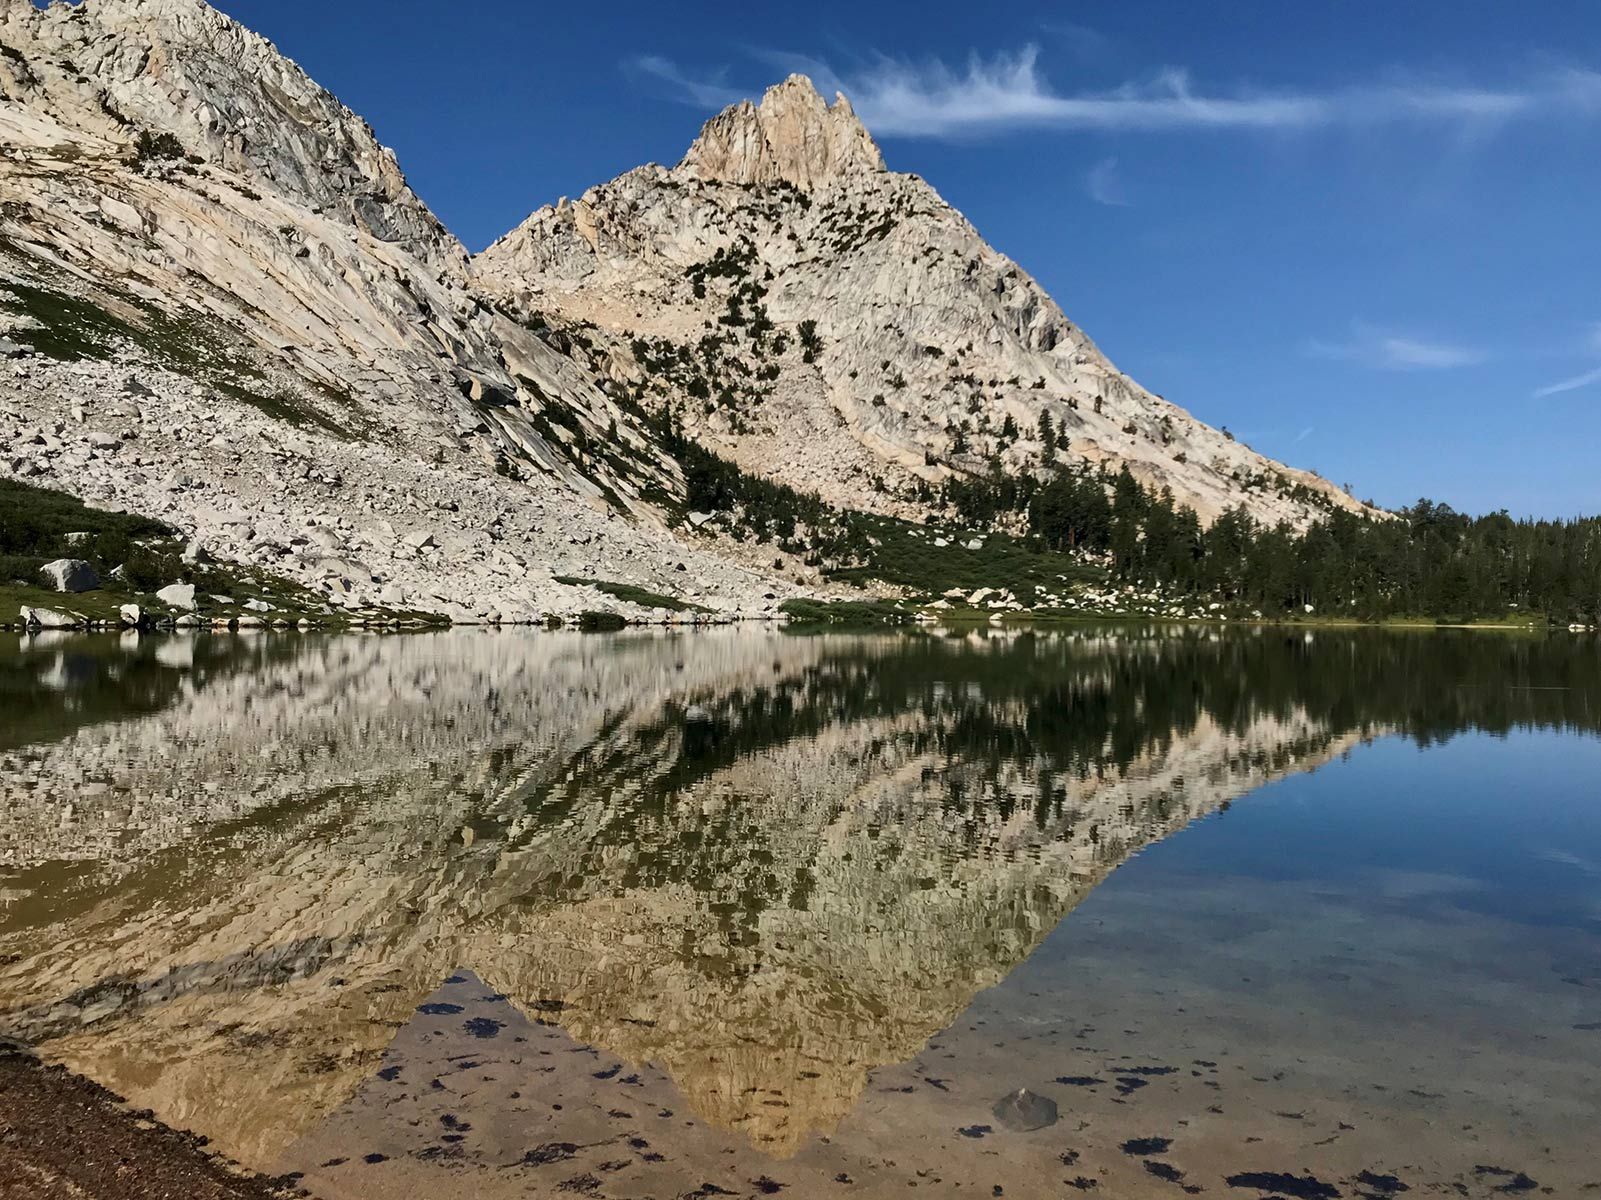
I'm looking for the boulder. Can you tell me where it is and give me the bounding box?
[119,603,143,627]
[243,598,274,612]
[990,1089,1058,1133]
[318,556,375,583]
[20,606,86,630]
[156,582,198,611]
[39,559,100,593]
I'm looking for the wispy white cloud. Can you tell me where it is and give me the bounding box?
[627,56,743,111]
[1530,321,1601,397]
[1533,364,1601,398]
[1307,324,1486,371]
[1084,156,1129,206]
[1038,21,1114,62]
[628,44,1601,141]
[1295,426,1315,443]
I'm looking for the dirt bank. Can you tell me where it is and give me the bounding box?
[0,1045,304,1200]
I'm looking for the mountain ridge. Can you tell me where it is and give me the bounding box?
[477,73,1369,531]
[3,0,1375,626]
[1,0,808,623]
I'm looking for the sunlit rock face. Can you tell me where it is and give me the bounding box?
[0,1,792,619]
[0,629,1367,1163]
[680,75,887,190]
[477,76,1370,530]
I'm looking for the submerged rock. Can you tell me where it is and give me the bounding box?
[990,1088,1058,1132]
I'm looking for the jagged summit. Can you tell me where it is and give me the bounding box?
[0,0,458,265]
[679,73,885,191]
[478,73,1369,531]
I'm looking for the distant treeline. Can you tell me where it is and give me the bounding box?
[945,466,1601,625]
[657,403,1599,624]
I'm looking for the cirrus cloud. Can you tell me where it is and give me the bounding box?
[1085,156,1129,206]
[1306,324,1486,371]
[1531,322,1601,398]
[628,45,1601,141]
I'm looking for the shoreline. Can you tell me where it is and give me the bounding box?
[0,1044,300,1200]
[2,611,1585,636]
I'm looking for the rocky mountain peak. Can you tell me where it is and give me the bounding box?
[678,73,886,191]
[0,0,460,266]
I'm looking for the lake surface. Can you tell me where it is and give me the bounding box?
[0,626,1597,1199]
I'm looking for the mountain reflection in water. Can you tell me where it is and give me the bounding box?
[0,626,1596,1175]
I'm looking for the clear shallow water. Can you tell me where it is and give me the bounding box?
[0,627,1597,1198]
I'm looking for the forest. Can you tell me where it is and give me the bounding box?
[968,466,1601,625]
[660,400,1601,624]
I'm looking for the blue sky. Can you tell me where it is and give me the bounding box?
[205,0,1600,518]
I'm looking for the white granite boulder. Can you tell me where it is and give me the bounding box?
[39,558,100,593]
[20,606,86,630]
[156,582,198,611]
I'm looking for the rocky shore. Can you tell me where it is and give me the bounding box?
[0,1044,301,1200]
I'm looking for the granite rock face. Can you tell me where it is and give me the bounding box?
[479,76,1370,529]
[2,0,453,267]
[681,74,886,190]
[0,0,802,619]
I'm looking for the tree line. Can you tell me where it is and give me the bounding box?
[967,465,1601,624]
[656,400,1600,624]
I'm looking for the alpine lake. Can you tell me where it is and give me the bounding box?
[1,625,1597,1199]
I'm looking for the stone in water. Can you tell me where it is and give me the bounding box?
[990,1088,1058,1132]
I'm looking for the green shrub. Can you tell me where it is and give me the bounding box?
[133,129,185,162]
[0,479,172,563]
[556,576,710,613]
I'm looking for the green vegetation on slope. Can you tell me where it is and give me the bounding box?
[555,576,713,614]
[656,410,1109,603]
[0,479,436,627]
[0,240,358,438]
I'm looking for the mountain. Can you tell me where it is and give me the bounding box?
[477,75,1369,529]
[0,0,792,623]
[1,1,1371,625]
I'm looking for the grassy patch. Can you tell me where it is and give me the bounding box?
[0,582,149,624]
[0,276,160,364]
[576,610,627,632]
[556,576,712,614]
[828,514,1108,602]
[213,379,354,439]
[0,479,433,628]
[779,598,915,625]
[0,240,361,439]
